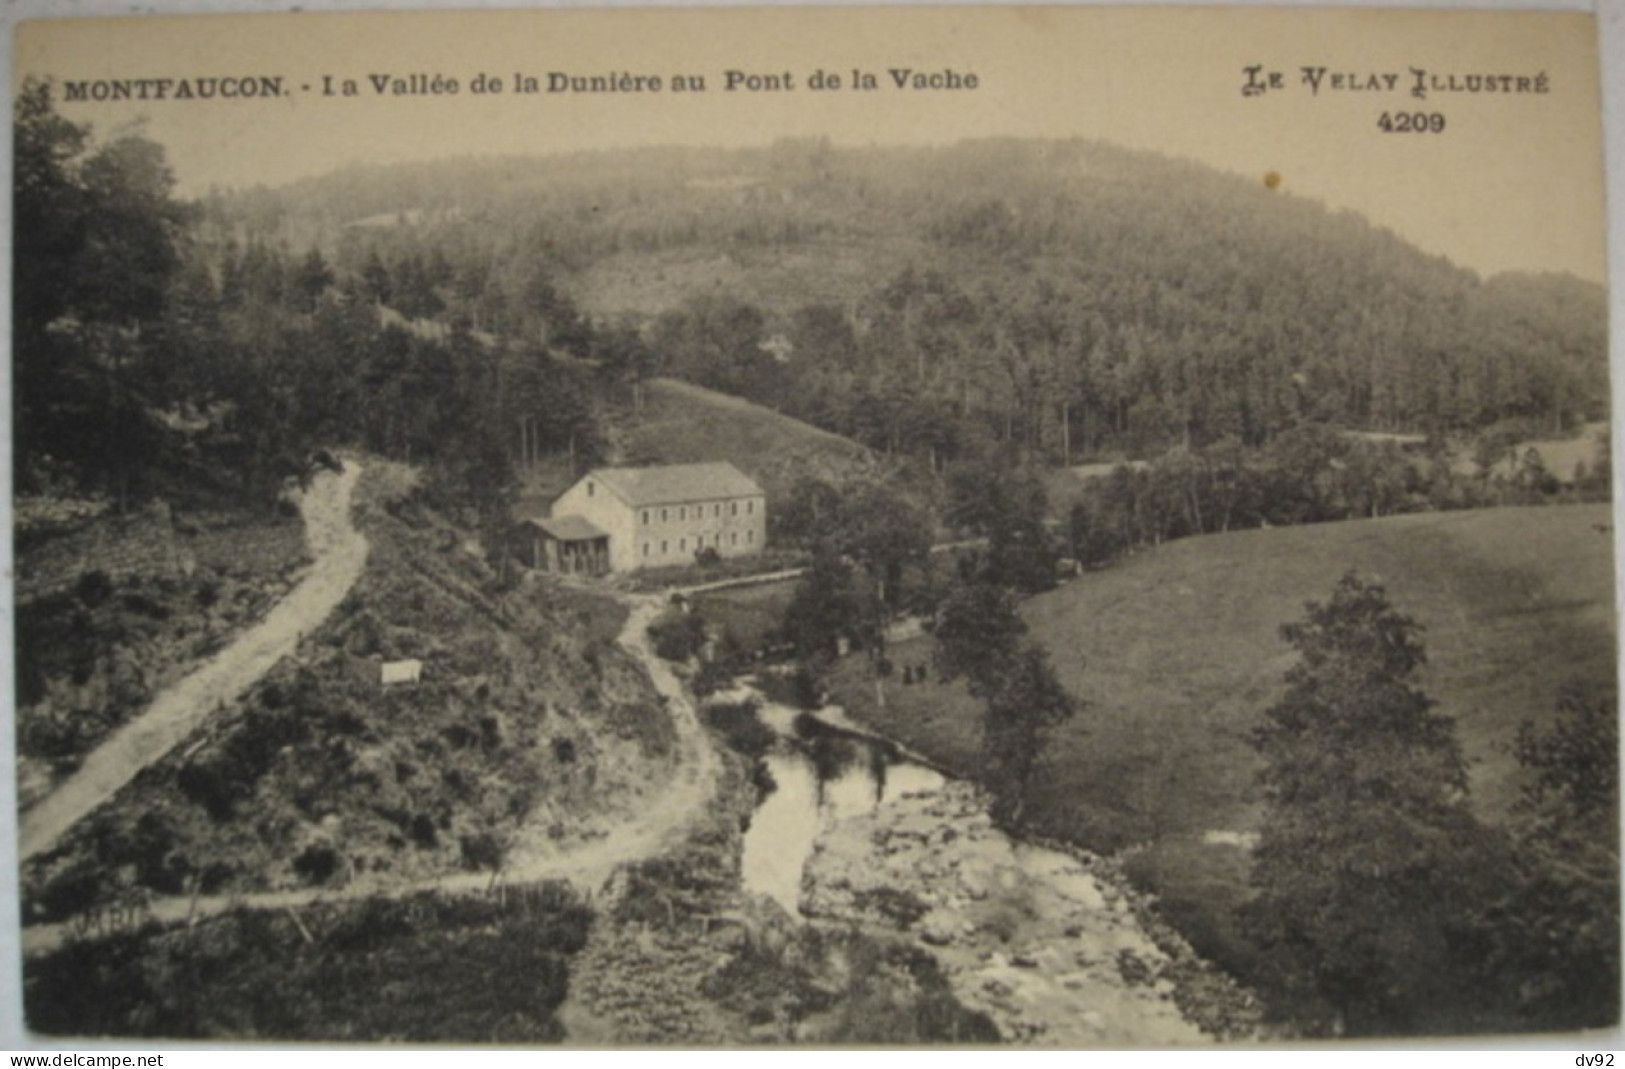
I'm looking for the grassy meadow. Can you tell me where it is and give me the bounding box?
[829,504,1616,974]
[622,378,873,505]
[692,579,799,652]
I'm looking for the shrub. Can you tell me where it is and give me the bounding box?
[691,657,735,698]
[852,886,931,928]
[702,699,775,758]
[177,759,241,821]
[293,844,340,884]
[459,832,505,872]
[756,666,822,710]
[75,570,113,607]
[647,610,707,662]
[410,813,439,848]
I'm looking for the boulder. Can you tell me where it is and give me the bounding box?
[918,910,958,946]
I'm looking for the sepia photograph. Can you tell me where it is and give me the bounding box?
[4,3,1618,1047]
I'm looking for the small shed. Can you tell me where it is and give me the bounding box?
[515,515,611,576]
[381,659,424,686]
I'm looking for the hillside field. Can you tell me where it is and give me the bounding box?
[514,376,875,518]
[619,377,875,504]
[830,504,1616,973]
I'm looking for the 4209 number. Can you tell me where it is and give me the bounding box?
[1378,112,1447,133]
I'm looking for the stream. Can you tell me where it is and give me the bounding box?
[722,681,1218,1044]
[733,688,944,915]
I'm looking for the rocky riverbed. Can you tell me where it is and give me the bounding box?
[801,781,1257,1045]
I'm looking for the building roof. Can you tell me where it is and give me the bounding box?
[525,515,609,542]
[587,463,764,507]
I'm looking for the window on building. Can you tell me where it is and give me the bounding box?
[588,482,595,497]
[680,507,687,521]
[679,538,686,552]
[747,530,755,544]
[713,504,721,518]
[730,502,738,517]
[662,508,669,522]
[661,540,668,554]
[747,500,754,515]
[643,543,650,557]
[642,510,649,525]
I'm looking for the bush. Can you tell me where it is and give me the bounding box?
[647,610,707,662]
[852,886,931,928]
[75,570,113,607]
[691,657,736,698]
[177,759,241,821]
[702,699,776,758]
[756,666,822,710]
[293,844,340,884]
[459,832,506,872]
[24,883,596,1040]
[410,813,439,848]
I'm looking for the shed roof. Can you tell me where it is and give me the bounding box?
[525,515,608,542]
[587,462,764,507]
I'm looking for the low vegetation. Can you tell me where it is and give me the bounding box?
[647,608,708,662]
[22,467,677,922]
[15,506,308,807]
[701,699,776,761]
[25,883,592,1041]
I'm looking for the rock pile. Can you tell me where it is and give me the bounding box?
[801,782,1212,1046]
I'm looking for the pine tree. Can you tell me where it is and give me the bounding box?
[934,581,1074,824]
[1243,572,1496,1036]
[1478,685,1621,1031]
[980,643,1075,824]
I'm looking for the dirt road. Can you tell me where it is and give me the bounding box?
[18,463,369,862]
[21,587,723,957]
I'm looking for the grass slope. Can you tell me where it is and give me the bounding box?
[831,505,1615,971]
[619,377,874,504]
[1029,504,1614,839]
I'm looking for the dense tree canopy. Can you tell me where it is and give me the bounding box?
[1477,686,1621,1032]
[208,139,1606,472]
[13,85,596,527]
[1242,573,1501,1036]
[13,79,193,502]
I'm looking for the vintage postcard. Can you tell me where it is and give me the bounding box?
[5,3,1617,1047]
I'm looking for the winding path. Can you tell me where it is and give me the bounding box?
[18,463,369,862]
[21,581,723,958]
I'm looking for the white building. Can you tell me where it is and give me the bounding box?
[540,462,767,573]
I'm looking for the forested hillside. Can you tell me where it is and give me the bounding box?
[18,76,1605,526]
[200,138,1606,471]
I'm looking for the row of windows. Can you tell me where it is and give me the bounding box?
[642,530,755,556]
[641,500,755,525]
